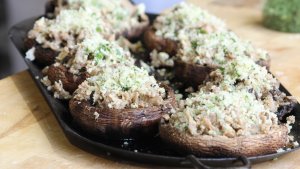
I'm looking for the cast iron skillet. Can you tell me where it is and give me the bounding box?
[9,17,300,169]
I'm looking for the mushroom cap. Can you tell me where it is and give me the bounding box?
[160,123,288,157]
[69,84,177,138]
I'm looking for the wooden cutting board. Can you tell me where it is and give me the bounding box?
[1,0,300,168]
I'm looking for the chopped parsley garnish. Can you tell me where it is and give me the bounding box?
[121,86,131,91]
[191,41,198,49]
[219,67,225,73]
[94,44,111,62]
[96,27,102,33]
[197,27,207,34]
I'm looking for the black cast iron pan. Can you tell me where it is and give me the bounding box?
[8,17,300,169]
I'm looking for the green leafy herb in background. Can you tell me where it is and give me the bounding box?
[263,0,300,33]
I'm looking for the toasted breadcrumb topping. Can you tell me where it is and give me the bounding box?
[201,57,278,100]
[25,47,36,61]
[150,50,174,67]
[169,57,294,137]
[41,35,136,99]
[151,2,269,67]
[171,89,279,137]
[154,2,226,41]
[74,64,166,109]
[65,34,135,75]
[41,76,71,99]
[178,31,269,67]
[53,80,72,99]
[28,9,112,51]
[56,0,146,36]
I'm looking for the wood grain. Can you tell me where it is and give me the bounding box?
[0,72,151,169]
[1,0,300,168]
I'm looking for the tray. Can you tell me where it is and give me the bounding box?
[9,17,300,169]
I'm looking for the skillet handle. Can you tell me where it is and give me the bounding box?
[185,155,251,169]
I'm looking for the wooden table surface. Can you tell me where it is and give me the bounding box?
[1,0,300,168]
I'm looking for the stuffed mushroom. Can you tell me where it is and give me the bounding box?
[144,2,270,88]
[25,9,113,66]
[69,64,176,137]
[41,34,135,99]
[45,0,149,40]
[160,57,295,157]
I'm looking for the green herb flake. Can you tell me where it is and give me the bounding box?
[191,41,198,49]
[197,27,207,34]
[96,27,102,33]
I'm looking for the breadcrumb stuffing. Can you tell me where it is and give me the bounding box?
[41,76,51,87]
[286,116,295,132]
[42,76,71,99]
[150,50,174,67]
[94,112,100,120]
[151,2,269,71]
[53,80,71,99]
[74,64,166,109]
[169,57,294,138]
[139,60,154,74]
[25,47,35,61]
[64,0,147,36]
[293,141,299,147]
[28,9,112,51]
[154,2,226,41]
[276,148,284,153]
